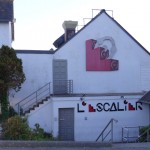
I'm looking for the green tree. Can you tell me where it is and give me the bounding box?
[0,45,26,121]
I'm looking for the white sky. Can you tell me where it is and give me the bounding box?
[12,0,150,51]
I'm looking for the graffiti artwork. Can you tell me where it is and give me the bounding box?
[86,36,119,71]
[77,100,142,113]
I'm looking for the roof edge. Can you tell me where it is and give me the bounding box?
[103,11,150,55]
[15,50,54,54]
[54,9,150,55]
[54,9,106,53]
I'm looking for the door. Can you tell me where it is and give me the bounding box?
[59,108,74,141]
[53,59,68,94]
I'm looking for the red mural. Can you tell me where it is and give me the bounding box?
[86,39,119,71]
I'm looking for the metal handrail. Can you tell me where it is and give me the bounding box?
[15,82,51,115]
[15,80,73,115]
[96,118,118,143]
[53,80,73,94]
[122,126,143,143]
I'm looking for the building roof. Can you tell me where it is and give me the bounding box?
[15,50,54,54]
[0,0,15,41]
[54,9,150,55]
[16,9,150,55]
[138,91,150,104]
[0,0,14,22]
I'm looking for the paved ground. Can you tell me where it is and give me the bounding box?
[0,142,150,150]
[111,142,150,150]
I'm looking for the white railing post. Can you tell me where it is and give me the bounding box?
[96,118,118,143]
[49,82,51,95]
[111,119,113,143]
[18,103,20,115]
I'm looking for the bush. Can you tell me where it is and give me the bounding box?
[2,116,30,140]
[30,123,53,140]
[0,105,17,123]
[2,116,54,140]
[139,125,150,142]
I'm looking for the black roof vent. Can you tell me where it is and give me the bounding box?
[53,21,78,49]
[53,34,65,48]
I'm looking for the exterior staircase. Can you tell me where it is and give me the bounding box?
[21,96,50,115]
[15,82,51,115]
[15,80,73,115]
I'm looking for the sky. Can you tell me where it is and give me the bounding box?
[12,0,150,51]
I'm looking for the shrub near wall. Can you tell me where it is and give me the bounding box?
[2,116,53,140]
[139,125,150,142]
[2,116,31,140]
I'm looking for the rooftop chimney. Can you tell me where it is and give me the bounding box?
[62,21,78,41]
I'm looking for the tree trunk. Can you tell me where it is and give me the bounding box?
[0,89,9,122]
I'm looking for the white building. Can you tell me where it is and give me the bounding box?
[2,7,150,142]
[0,0,14,47]
[0,0,14,115]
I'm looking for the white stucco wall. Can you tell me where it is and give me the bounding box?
[8,11,150,142]
[9,53,53,106]
[0,22,12,47]
[54,13,150,94]
[26,95,150,142]
[11,12,150,104]
[27,99,53,133]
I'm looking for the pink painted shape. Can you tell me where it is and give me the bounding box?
[86,39,119,71]
[89,104,96,112]
[128,103,135,111]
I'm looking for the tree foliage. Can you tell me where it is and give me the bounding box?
[0,45,25,92]
[0,45,26,121]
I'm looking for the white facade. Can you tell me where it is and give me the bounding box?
[10,10,150,142]
[0,22,12,47]
[0,0,14,47]
[54,12,150,94]
[10,52,53,105]
[27,95,150,142]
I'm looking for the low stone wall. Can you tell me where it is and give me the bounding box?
[0,141,112,147]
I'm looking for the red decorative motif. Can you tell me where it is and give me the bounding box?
[86,39,119,71]
[89,104,96,112]
[128,103,135,111]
